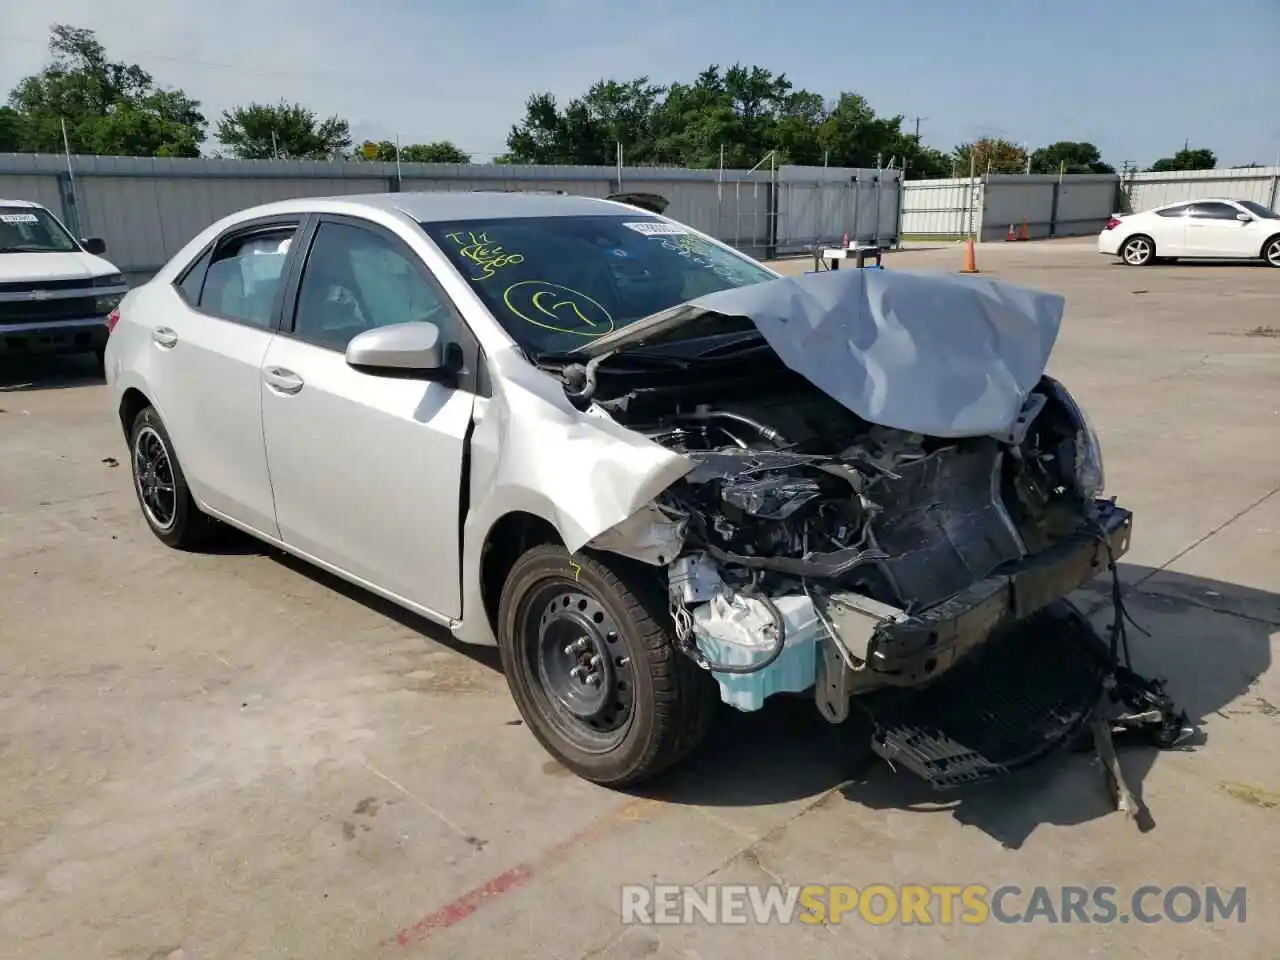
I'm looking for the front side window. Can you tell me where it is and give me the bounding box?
[198,228,295,328]
[292,220,452,352]
[419,215,775,356]
[1237,200,1279,220]
[0,205,79,253]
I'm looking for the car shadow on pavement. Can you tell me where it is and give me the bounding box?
[263,541,504,672]
[0,355,104,392]
[644,565,1275,850]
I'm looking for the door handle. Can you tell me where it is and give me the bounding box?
[152,327,178,348]
[263,366,304,395]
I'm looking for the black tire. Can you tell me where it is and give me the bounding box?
[1262,234,1280,268]
[128,405,217,549]
[496,544,718,787]
[1120,234,1155,266]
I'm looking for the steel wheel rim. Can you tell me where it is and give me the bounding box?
[1267,240,1280,266]
[1124,239,1150,264]
[519,582,635,753]
[133,425,177,531]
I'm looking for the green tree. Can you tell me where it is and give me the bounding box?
[0,106,22,151]
[502,64,960,176]
[5,24,205,156]
[399,141,470,163]
[1148,147,1216,172]
[354,139,471,163]
[954,137,1028,175]
[216,101,350,160]
[1029,141,1114,174]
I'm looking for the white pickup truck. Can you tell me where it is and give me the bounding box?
[0,198,129,368]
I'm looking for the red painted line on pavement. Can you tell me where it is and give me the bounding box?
[387,798,658,948]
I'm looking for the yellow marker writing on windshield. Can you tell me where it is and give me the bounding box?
[444,230,524,280]
[503,281,615,337]
[531,290,597,327]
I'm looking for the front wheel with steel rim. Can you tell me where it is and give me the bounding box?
[129,405,216,549]
[1263,235,1280,268]
[1121,235,1155,266]
[496,544,718,786]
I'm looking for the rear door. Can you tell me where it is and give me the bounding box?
[258,214,478,618]
[146,217,302,536]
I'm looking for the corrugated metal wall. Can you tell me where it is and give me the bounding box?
[774,165,902,253]
[0,154,897,280]
[1123,166,1280,211]
[900,177,979,238]
[902,166,1280,243]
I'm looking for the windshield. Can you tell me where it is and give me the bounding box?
[420,215,775,355]
[1238,200,1279,220]
[0,206,79,253]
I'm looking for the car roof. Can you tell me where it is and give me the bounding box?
[1157,197,1241,208]
[221,190,642,226]
[0,198,44,208]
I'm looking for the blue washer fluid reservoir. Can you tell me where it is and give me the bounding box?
[690,592,823,711]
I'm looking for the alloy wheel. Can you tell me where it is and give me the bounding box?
[1266,238,1280,267]
[133,425,177,532]
[1123,237,1152,265]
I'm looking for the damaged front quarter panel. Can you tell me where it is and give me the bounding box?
[453,345,694,647]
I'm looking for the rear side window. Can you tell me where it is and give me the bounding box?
[1155,205,1188,218]
[195,227,296,328]
[176,249,212,304]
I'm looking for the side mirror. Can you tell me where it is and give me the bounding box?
[82,237,107,255]
[1236,212,1252,222]
[345,321,444,376]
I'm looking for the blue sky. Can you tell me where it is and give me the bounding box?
[2,0,1277,167]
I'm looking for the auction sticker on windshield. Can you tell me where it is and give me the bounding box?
[622,221,688,237]
[1,214,39,224]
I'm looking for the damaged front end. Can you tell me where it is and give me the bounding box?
[560,268,1188,792]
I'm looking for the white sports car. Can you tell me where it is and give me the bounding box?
[1098,197,1280,267]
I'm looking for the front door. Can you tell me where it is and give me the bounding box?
[259,216,474,618]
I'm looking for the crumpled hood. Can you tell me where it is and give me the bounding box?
[588,268,1066,438]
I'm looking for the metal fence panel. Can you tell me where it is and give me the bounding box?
[901,177,977,238]
[774,167,903,253]
[0,174,64,217]
[1125,166,1280,211]
[1054,176,1118,236]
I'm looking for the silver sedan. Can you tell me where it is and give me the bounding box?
[105,191,1167,789]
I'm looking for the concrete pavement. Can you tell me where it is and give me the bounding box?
[1,241,1277,959]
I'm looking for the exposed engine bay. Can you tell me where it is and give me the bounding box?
[540,266,1190,805]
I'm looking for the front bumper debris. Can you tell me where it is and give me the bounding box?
[861,600,1109,788]
[817,501,1133,687]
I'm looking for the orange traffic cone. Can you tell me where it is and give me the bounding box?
[1006,223,1016,242]
[960,237,979,274]
[1019,217,1030,241]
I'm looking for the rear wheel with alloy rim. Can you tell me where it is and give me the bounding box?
[497,544,718,786]
[1121,235,1155,266]
[129,405,216,549]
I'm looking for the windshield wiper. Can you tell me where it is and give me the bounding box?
[0,245,54,253]
[689,333,769,359]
